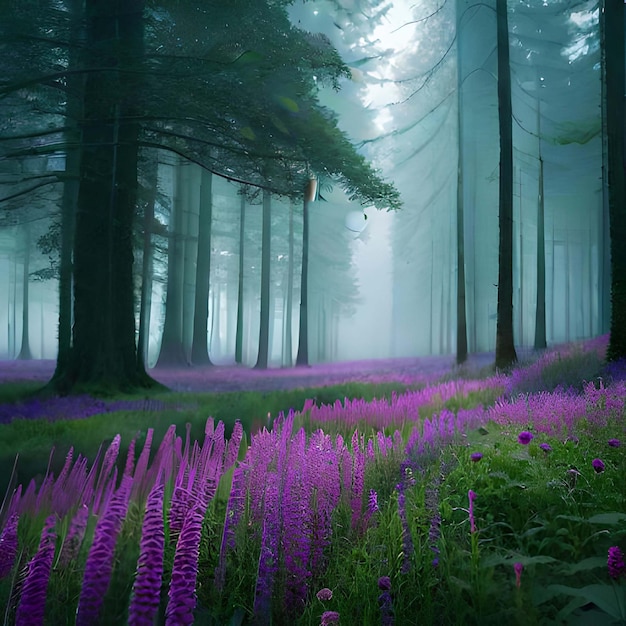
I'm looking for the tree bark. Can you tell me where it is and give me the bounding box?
[604,0,626,361]
[282,200,295,367]
[235,191,246,364]
[255,189,272,369]
[156,159,191,367]
[494,0,518,369]
[534,154,547,350]
[296,179,316,367]
[190,168,214,365]
[54,0,155,392]
[17,224,32,360]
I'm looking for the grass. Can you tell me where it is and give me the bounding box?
[0,336,625,625]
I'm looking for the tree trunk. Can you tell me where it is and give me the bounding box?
[53,0,83,377]
[255,189,272,369]
[456,10,468,365]
[54,0,154,392]
[494,0,518,369]
[235,191,246,364]
[137,154,158,371]
[605,0,626,361]
[17,224,32,360]
[190,168,214,365]
[296,179,315,367]
[156,159,191,367]
[282,200,295,367]
[534,154,547,350]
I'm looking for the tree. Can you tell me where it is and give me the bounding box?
[494,0,517,369]
[604,0,626,361]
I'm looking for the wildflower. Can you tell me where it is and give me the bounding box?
[321,610,340,625]
[592,458,605,473]
[514,562,523,588]
[316,588,333,601]
[468,490,477,534]
[608,546,626,579]
[378,576,392,591]
[0,514,19,579]
[367,489,379,515]
[470,452,483,462]
[539,443,552,453]
[517,431,534,445]
[608,438,621,448]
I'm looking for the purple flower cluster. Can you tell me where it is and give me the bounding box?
[0,513,19,579]
[608,546,626,579]
[378,576,394,625]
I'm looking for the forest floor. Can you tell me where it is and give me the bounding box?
[0,353,497,393]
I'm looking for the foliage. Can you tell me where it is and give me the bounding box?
[0,338,625,623]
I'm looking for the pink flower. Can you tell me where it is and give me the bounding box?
[592,458,605,473]
[514,562,523,588]
[468,490,477,533]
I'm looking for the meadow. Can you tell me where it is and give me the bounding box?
[0,336,625,625]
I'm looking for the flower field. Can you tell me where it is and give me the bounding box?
[0,337,625,624]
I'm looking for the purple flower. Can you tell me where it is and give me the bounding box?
[608,439,621,448]
[378,576,392,591]
[592,458,605,473]
[0,513,19,579]
[58,504,89,568]
[608,546,626,579]
[518,431,534,445]
[468,490,477,534]
[165,506,204,626]
[316,588,333,601]
[470,452,483,462]
[368,489,379,515]
[321,611,340,625]
[129,483,165,626]
[514,562,523,588]
[15,515,57,626]
[539,443,552,453]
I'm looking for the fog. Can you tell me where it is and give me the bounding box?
[0,0,608,367]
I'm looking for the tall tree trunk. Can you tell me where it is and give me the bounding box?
[17,224,32,360]
[56,0,153,392]
[255,189,272,369]
[296,179,315,366]
[534,153,547,350]
[137,153,158,371]
[156,159,190,367]
[282,200,295,367]
[456,8,468,365]
[494,0,517,369]
[605,0,626,361]
[52,0,82,380]
[190,168,214,365]
[235,191,246,364]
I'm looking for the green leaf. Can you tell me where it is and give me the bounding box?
[588,513,626,525]
[547,584,626,621]
[558,557,606,575]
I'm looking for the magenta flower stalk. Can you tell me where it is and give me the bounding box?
[396,484,414,573]
[224,420,243,470]
[468,490,477,534]
[129,482,165,626]
[0,513,19,579]
[165,505,204,626]
[76,475,132,626]
[514,562,523,588]
[15,515,56,626]
[608,546,626,579]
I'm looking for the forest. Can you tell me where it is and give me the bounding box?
[0,0,624,392]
